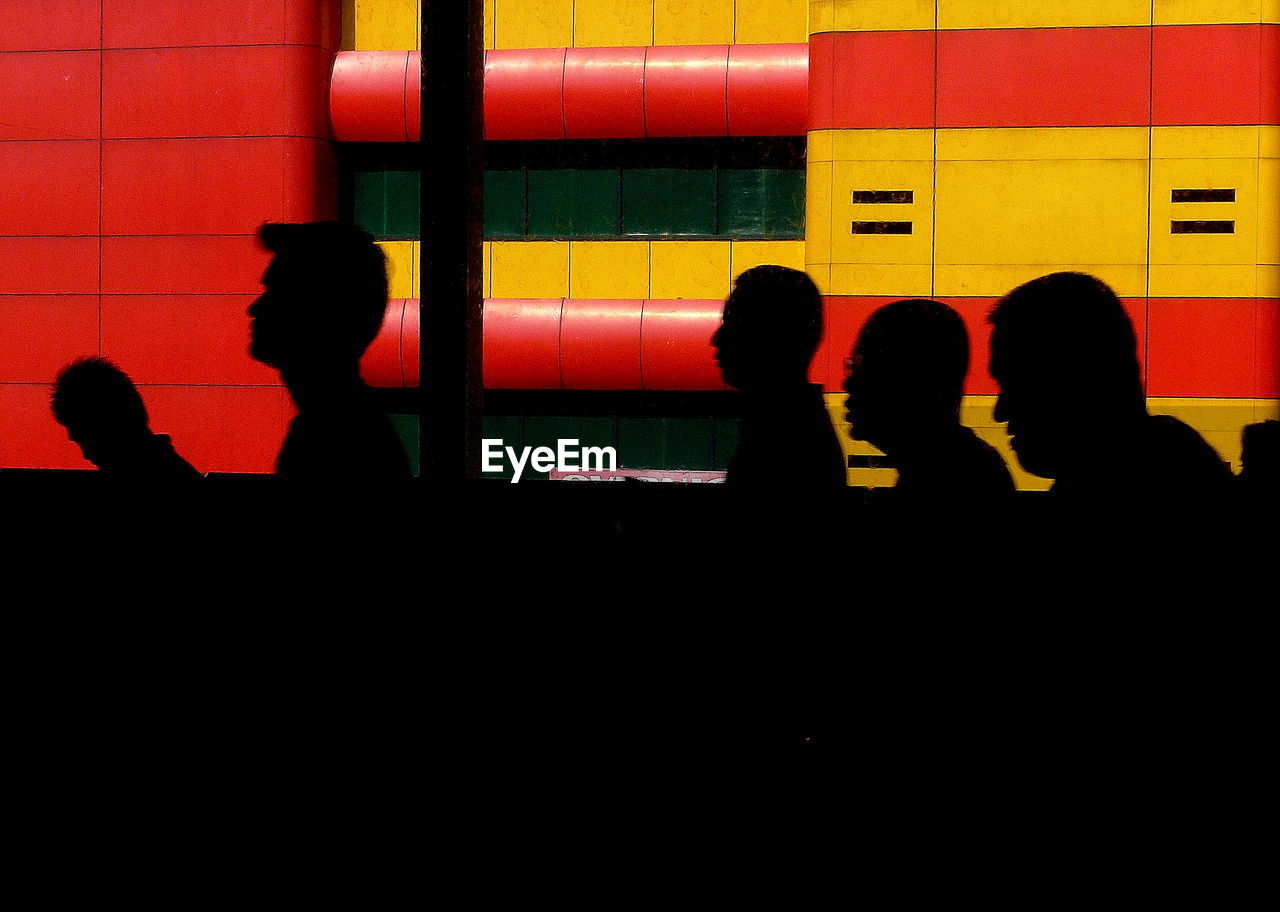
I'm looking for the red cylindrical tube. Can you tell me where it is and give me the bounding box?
[640,299,726,391]
[560,298,644,389]
[329,50,409,142]
[400,297,420,387]
[643,45,730,138]
[482,298,564,388]
[366,298,731,391]
[333,46,811,141]
[483,48,566,141]
[361,297,406,387]
[563,46,646,139]
[404,54,422,141]
[727,43,808,136]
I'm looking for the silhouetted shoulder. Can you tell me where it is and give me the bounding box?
[893,425,1014,499]
[957,428,1016,497]
[277,387,410,480]
[727,384,845,489]
[1139,415,1232,490]
[141,434,203,480]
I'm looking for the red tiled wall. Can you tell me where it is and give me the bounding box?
[0,0,339,471]
[815,296,1278,399]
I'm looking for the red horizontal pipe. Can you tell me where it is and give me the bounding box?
[362,296,1280,397]
[330,50,412,142]
[331,45,809,142]
[360,298,730,390]
[334,25,1276,140]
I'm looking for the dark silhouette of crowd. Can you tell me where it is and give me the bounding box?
[2,225,1271,757]
[36,221,410,483]
[716,266,1264,503]
[23,224,1267,502]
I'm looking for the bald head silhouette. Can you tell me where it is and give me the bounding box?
[844,299,1013,498]
[989,272,1143,480]
[844,299,968,453]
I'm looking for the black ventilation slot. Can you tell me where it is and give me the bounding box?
[851,221,912,234]
[1172,188,1235,203]
[1171,220,1235,234]
[851,190,913,204]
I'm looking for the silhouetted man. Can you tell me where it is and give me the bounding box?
[844,299,1013,499]
[52,357,200,478]
[1239,419,1278,496]
[250,221,410,480]
[711,265,845,488]
[989,272,1229,498]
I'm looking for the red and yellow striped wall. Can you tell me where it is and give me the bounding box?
[806,1,1279,486]
[2,0,1274,482]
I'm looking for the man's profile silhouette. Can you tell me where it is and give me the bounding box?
[52,357,200,478]
[250,221,410,480]
[989,272,1229,497]
[844,299,1013,498]
[1238,420,1278,496]
[710,265,845,488]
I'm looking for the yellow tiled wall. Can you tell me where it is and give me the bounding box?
[934,128,1151,299]
[487,240,806,298]
[347,0,422,50]
[810,0,1276,32]
[378,240,419,298]
[489,0,808,49]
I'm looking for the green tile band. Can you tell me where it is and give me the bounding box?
[622,169,716,236]
[353,168,804,240]
[354,170,422,239]
[528,169,620,237]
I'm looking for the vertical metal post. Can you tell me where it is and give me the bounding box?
[421,0,484,483]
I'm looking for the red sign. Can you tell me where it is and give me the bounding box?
[549,468,726,483]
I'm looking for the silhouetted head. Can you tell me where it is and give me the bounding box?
[843,299,968,451]
[249,221,388,377]
[1240,419,1278,485]
[711,265,822,392]
[52,357,150,467]
[990,272,1144,479]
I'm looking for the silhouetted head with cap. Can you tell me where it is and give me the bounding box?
[843,299,968,453]
[249,221,388,383]
[711,265,823,393]
[989,272,1144,480]
[52,357,150,469]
